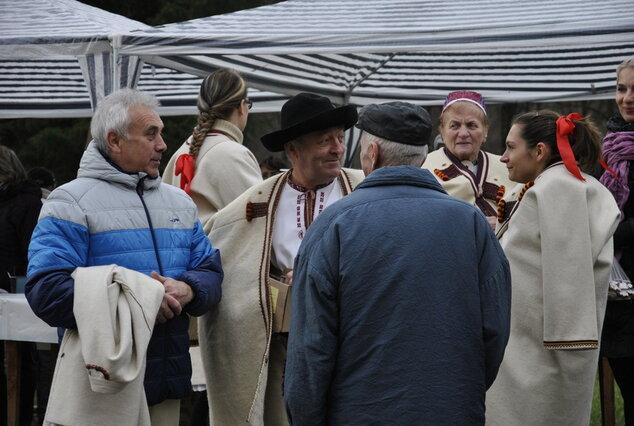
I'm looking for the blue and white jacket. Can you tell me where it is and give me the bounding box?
[26,141,223,405]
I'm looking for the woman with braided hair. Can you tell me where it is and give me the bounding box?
[163,69,262,425]
[486,110,620,425]
[164,68,262,225]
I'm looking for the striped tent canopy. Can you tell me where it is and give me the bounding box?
[118,0,634,105]
[0,0,286,118]
[0,59,287,118]
[0,0,149,113]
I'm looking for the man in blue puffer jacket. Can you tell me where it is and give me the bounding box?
[25,88,223,424]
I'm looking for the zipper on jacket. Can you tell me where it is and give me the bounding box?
[136,178,164,275]
[137,177,169,401]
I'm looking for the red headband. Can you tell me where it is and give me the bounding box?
[555,113,585,181]
[175,153,195,195]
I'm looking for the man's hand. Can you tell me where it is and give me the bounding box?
[156,293,182,324]
[284,269,294,285]
[151,271,194,323]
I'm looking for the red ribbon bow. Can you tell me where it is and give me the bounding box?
[175,153,195,195]
[555,113,585,181]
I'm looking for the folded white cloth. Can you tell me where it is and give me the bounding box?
[44,265,164,426]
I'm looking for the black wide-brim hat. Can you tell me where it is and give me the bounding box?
[260,92,358,152]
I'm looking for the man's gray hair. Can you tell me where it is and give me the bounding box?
[90,88,160,153]
[363,132,428,167]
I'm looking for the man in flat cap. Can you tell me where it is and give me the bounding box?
[199,92,364,425]
[285,101,512,425]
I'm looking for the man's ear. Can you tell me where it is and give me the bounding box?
[370,142,381,171]
[285,142,298,163]
[106,130,122,154]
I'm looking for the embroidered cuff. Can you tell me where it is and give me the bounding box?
[543,340,598,350]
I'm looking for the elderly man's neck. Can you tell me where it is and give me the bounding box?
[289,169,337,191]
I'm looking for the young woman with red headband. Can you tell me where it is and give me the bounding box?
[163,68,262,225]
[486,110,620,425]
[599,56,634,425]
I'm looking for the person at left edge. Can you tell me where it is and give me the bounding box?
[25,88,223,425]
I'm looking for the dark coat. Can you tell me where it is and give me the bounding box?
[0,179,41,291]
[601,116,634,358]
[285,166,511,425]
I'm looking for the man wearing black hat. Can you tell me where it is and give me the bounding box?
[285,102,512,425]
[198,92,364,425]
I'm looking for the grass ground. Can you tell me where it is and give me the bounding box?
[591,376,625,426]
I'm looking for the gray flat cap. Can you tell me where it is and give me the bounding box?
[356,101,432,146]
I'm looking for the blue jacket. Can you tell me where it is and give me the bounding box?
[285,166,511,425]
[26,141,223,405]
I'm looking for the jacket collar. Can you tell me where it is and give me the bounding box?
[357,165,447,194]
[210,119,244,144]
[77,141,161,191]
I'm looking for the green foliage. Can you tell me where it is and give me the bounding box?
[591,374,625,425]
[0,118,90,185]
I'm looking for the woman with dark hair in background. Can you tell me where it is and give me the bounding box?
[599,56,634,425]
[163,68,262,225]
[0,145,43,425]
[486,110,620,425]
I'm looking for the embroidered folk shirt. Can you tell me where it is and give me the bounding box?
[271,177,344,272]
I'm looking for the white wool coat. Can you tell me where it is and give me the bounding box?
[44,265,164,426]
[422,148,513,215]
[486,164,620,425]
[200,168,364,426]
[163,119,262,225]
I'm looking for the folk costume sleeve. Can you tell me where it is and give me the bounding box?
[285,224,339,426]
[178,220,223,316]
[533,176,601,350]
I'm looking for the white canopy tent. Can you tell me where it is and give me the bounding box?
[0,59,287,118]
[0,0,286,119]
[0,0,147,113]
[117,0,634,105]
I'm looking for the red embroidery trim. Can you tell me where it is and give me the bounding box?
[434,169,449,181]
[246,202,268,221]
[85,364,110,380]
